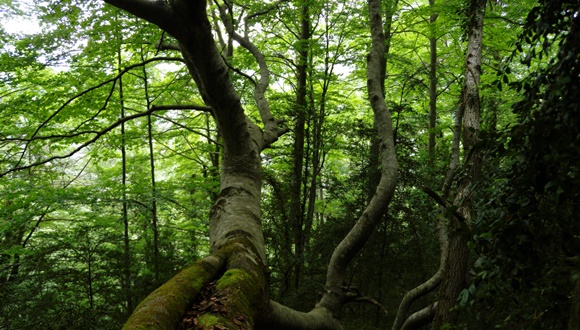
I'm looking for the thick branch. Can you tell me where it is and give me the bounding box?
[400,302,438,330]
[317,0,398,317]
[256,301,342,330]
[123,254,226,329]
[176,13,254,156]
[103,0,178,36]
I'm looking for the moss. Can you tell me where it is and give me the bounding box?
[122,255,226,330]
[216,268,252,291]
[123,230,269,329]
[197,314,220,326]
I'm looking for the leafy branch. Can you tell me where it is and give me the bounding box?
[13,56,185,168]
[0,102,205,178]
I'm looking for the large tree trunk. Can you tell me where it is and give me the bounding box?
[105,0,397,328]
[431,0,486,328]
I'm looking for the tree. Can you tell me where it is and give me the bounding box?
[95,0,397,327]
[1,0,578,329]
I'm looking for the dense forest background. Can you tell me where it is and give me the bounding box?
[1,0,579,329]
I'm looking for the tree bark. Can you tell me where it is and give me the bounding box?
[428,0,438,164]
[141,47,160,282]
[432,0,486,328]
[118,44,133,315]
[289,0,310,290]
[105,0,396,328]
[316,0,398,318]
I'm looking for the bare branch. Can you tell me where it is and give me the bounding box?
[21,207,51,249]
[153,113,222,146]
[353,296,389,317]
[155,34,181,52]
[220,54,257,86]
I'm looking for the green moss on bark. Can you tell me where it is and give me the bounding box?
[194,239,268,330]
[197,314,220,326]
[122,256,225,330]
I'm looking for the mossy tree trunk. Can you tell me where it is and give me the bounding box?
[104,0,398,328]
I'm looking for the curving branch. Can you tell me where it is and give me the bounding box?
[392,237,447,330]
[216,2,284,148]
[2,99,209,144]
[316,0,399,317]
[256,301,343,330]
[400,302,438,330]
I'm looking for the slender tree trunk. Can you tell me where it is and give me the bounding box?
[140,47,160,282]
[147,108,160,282]
[428,0,438,164]
[289,0,310,290]
[87,246,94,309]
[570,279,580,330]
[368,0,397,201]
[432,1,486,328]
[118,46,133,314]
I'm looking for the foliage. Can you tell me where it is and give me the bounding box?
[470,1,580,328]
[0,0,578,329]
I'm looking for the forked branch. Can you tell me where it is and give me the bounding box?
[216,2,284,148]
